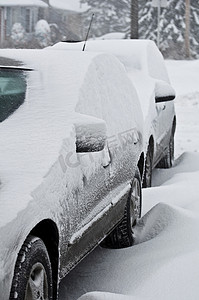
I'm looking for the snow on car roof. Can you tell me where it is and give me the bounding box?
[0,0,48,7]
[49,39,171,142]
[50,39,170,83]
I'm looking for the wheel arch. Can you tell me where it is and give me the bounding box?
[148,135,154,158]
[30,219,59,300]
[172,116,176,136]
[137,152,144,179]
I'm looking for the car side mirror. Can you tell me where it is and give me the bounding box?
[74,115,107,153]
[155,80,176,103]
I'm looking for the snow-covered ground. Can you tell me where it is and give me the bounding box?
[58,59,199,300]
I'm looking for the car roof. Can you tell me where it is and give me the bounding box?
[50,39,170,83]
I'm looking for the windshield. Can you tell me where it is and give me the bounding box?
[0,70,27,122]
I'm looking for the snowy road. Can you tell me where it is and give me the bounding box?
[59,60,199,300]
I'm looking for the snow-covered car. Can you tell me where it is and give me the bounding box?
[0,49,144,299]
[49,40,176,187]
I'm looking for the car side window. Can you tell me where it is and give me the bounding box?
[0,69,27,122]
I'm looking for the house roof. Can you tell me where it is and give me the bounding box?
[0,0,48,7]
[49,0,89,13]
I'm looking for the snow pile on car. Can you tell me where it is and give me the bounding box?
[50,40,168,81]
[0,49,142,228]
[49,39,172,151]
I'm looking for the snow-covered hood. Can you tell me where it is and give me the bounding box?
[0,50,87,228]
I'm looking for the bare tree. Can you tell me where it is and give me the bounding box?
[130,0,138,39]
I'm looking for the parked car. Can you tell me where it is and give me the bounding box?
[0,49,145,300]
[50,39,176,187]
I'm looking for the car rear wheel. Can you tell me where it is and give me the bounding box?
[104,168,142,248]
[157,135,174,169]
[10,235,53,300]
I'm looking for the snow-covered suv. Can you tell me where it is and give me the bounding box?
[0,49,145,300]
[50,39,176,187]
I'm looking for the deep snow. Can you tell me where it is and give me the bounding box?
[58,60,199,300]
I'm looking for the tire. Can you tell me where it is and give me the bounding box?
[142,146,153,188]
[10,235,53,300]
[157,134,174,169]
[104,168,142,248]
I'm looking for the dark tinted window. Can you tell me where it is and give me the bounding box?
[0,69,27,122]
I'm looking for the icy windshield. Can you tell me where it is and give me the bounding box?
[0,69,27,122]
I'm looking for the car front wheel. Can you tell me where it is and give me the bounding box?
[10,235,53,300]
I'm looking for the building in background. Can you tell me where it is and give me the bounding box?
[0,0,49,47]
[49,0,89,41]
[0,0,90,47]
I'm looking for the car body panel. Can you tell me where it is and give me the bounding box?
[0,49,143,299]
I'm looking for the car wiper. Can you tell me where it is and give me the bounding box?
[0,66,33,72]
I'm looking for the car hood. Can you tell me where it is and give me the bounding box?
[0,49,102,228]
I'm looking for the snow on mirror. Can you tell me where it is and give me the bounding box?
[74,115,107,153]
[155,80,176,103]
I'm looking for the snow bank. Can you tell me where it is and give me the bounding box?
[61,169,199,300]
[61,192,199,300]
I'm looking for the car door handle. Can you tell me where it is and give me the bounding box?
[132,129,140,145]
[102,145,111,168]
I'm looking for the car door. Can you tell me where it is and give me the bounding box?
[72,54,143,249]
[60,126,112,271]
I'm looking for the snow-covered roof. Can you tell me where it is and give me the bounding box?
[0,0,48,7]
[49,0,89,13]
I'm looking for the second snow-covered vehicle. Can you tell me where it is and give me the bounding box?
[0,49,145,300]
[50,39,176,187]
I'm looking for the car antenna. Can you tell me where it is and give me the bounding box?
[82,13,94,51]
